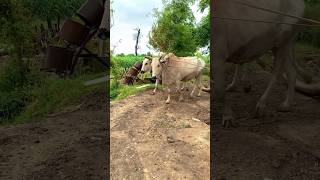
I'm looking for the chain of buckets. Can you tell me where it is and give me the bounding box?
[123,59,157,85]
[44,0,109,75]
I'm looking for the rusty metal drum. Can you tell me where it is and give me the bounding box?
[58,19,90,46]
[45,46,74,73]
[77,0,105,28]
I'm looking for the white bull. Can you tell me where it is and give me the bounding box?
[212,0,305,127]
[141,56,187,94]
[152,53,205,104]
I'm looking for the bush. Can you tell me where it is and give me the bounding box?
[0,59,30,123]
[298,1,320,48]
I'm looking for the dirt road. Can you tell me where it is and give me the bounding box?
[214,71,320,180]
[0,90,108,180]
[110,88,210,180]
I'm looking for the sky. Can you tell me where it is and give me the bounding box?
[110,0,207,55]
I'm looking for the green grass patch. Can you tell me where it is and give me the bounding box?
[110,79,156,101]
[112,54,145,69]
[13,74,105,124]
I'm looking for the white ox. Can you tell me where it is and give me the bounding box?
[212,0,306,127]
[151,53,205,104]
[141,56,187,94]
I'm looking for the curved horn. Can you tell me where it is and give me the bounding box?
[145,56,152,60]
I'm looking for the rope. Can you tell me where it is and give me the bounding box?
[213,16,320,27]
[228,0,320,25]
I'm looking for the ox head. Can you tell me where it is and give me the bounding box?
[151,53,172,79]
[141,56,152,74]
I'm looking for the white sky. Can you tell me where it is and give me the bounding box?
[110,0,207,55]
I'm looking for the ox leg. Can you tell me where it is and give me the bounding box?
[213,57,234,127]
[151,79,159,95]
[226,64,240,91]
[190,80,197,97]
[280,50,296,111]
[165,87,171,104]
[255,49,284,116]
[197,75,203,97]
[176,81,183,101]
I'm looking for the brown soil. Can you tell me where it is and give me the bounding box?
[0,91,108,180]
[110,88,210,180]
[214,71,320,180]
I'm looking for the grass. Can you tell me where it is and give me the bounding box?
[0,72,106,125]
[110,79,156,101]
[112,54,145,69]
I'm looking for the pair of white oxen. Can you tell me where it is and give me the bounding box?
[140,53,207,104]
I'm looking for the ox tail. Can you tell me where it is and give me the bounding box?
[295,79,320,97]
[282,73,320,97]
[289,56,320,96]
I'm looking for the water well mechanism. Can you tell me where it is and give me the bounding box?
[43,0,109,77]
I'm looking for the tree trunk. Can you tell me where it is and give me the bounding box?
[135,29,141,56]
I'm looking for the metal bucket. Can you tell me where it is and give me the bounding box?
[58,19,89,46]
[45,46,74,73]
[77,0,104,28]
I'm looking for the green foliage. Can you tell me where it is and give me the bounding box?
[0,0,33,54]
[149,0,198,56]
[22,0,86,21]
[199,0,209,12]
[298,0,320,48]
[110,79,154,101]
[0,59,31,123]
[112,55,145,69]
[195,14,210,48]
[15,74,103,123]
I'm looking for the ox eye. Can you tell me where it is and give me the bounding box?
[157,65,160,67]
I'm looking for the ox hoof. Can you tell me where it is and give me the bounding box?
[255,102,266,117]
[226,85,235,92]
[222,116,234,128]
[150,92,155,95]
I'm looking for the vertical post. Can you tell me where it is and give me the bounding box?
[98,1,110,60]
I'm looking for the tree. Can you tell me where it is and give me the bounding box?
[195,13,209,48]
[195,0,210,48]
[149,0,197,56]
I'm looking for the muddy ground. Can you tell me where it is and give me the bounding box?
[0,68,319,180]
[110,88,210,180]
[214,71,320,180]
[0,90,108,180]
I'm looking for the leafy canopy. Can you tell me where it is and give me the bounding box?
[149,0,198,56]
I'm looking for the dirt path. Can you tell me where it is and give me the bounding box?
[110,88,210,180]
[214,71,320,180]
[0,91,108,180]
